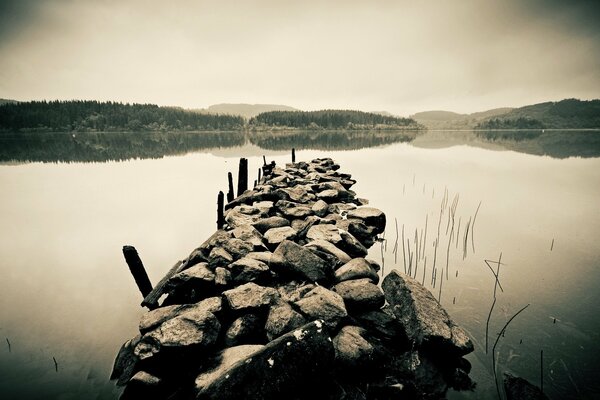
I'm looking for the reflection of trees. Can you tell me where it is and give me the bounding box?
[249,130,419,151]
[476,130,600,158]
[0,131,246,163]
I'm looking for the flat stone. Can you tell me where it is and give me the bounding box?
[253,201,274,216]
[265,302,307,341]
[229,257,270,284]
[232,225,266,250]
[222,282,279,311]
[252,216,290,234]
[304,239,352,264]
[334,258,379,283]
[270,240,331,283]
[346,207,386,234]
[339,229,369,258]
[139,296,223,334]
[196,321,335,400]
[295,286,347,328]
[264,226,298,248]
[333,278,385,311]
[275,200,313,218]
[246,251,273,264]
[382,270,474,357]
[275,186,316,203]
[222,238,254,260]
[166,262,215,290]
[306,224,343,243]
[225,209,261,229]
[276,281,316,303]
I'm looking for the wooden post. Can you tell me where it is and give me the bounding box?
[122,245,153,298]
[227,172,234,203]
[237,158,248,196]
[262,155,267,166]
[292,148,296,163]
[217,191,225,229]
[142,260,184,309]
[257,167,262,184]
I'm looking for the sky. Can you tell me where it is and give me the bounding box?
[0,0,599,116]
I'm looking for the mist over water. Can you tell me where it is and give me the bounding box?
[0,130,599,399]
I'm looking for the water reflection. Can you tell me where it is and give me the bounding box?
[1,129,599,163]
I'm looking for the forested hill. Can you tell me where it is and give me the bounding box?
[249,110,420,129]
[0,100,245,132]
[476,99,600,129]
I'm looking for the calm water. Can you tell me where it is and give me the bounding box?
[0,130,598,399]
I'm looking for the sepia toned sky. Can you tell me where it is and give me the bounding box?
[0,0,598,115]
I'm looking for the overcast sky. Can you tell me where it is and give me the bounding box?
[0,0,598,115]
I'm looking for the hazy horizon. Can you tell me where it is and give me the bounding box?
[1,0,599,116]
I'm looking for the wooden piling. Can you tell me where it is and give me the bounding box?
[217,191,225,229]
[227,172,234,203]
[292,148,296,163]
[258,167,262,184]
[142,260,184,309]
[122,245,153,298]
[237,158,248,196]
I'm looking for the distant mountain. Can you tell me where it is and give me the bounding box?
[411,108,513,129]
[476,99,600,129]
[198,103,299,119]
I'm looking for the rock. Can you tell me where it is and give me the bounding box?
[110,334,141,386]
[275,200,313,218]
[306,224,343,244]
[225,209,260,228]
[276,281,316,303]
[253,201,274,216]
[270,240,331,283]
[120,371,165,400]
[333,278,385,311]
[222,282,278,312]
[334,258,379,283]
[317,189,343,202]
[275,186,316,203]
[252,216,290,234]
[304,239,352,264]
[215,267,231,286]
[222,238,253,260]
[195,345,264,393]
[139,305,186,334]
[208,247,233,269]
[229,257,270,284]
[353,309,407,346]
[338,229,369,258]
[264,302,307,341]
[333,325,374,369]
[504,373,549,400]
[167,262,215,288]
[264,226,298,248]
[224,314,263,346]
[292,215,326,239]
[346,207,386,234]
[328,202,357,214]
[196,320,335,400]
[311,199,329,217]
[246,251,273,264]
[382,270,474,357]
[134,310,220,361]
[232,225,266,250]
[295,286,347,328]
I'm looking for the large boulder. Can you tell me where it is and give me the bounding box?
[195,345,264,393]
[134,310,221,361]
[306,224,368,258]
[228,257,270,284]
[346,207,386,234]
[275,186,316,203]
[382,270,473,357]
[196,320,335,400]
[304,239,352,264]
[295,286,347,329]
[275,200,313,219]
[222,282,279,312]
[252,216,290,234]
[333,325,374,369]
[166,263,215,291]
[139,297,222,334]
[231,225,266,250]
[333,278,385,311]
[264,226,298,248]
[270,240,331,283]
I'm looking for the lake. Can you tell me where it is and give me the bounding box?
[0,129,599,399]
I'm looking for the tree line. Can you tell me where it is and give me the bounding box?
[249,110,419,129]
[476,117,545,130]
[0,100,245,132]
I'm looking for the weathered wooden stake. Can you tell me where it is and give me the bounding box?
[257,167,262,183]
[237,158,248,196]
[262,155,267,166]
[227,172,234,203]
[292,148,296,163]
[122,245,153,298]
[217,191,225,229]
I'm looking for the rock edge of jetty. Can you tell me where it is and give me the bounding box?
[111,157,475,400]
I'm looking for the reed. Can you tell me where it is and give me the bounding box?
[492,303,531,400]
[6,338,11,353]
[53,356,58,372]
[550,238,554,251]
[485,253,503,354]
[393,218,399,264]
[438,268,444,302]
[471,201,481,253]
[402,224,407,274]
